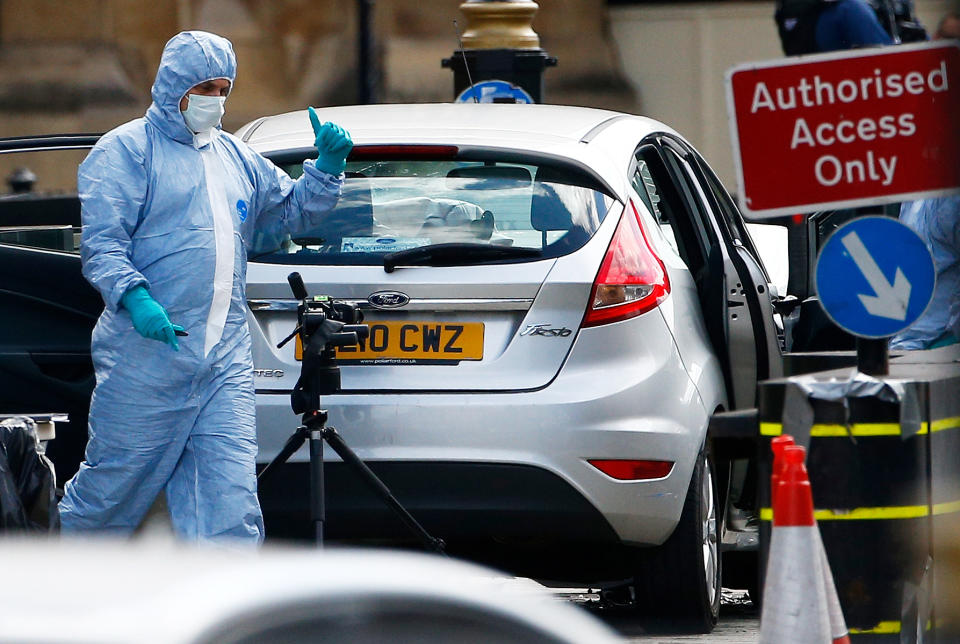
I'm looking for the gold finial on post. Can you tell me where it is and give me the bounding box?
[458,0,541,50]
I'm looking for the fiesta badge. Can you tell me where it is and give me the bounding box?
[368,290,410,309]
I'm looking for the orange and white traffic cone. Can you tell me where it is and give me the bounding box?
[770,435,795,508]
[760,443,849,644]
[819,528,850,644]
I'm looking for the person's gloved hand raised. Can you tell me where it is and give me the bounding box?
[121,286,184,351]
[309,106,353,176]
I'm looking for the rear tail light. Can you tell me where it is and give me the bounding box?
[588,459,674,481]
[582,201,670,327]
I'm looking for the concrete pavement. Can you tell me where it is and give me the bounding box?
[563,588,759,643]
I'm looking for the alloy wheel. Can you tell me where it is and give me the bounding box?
[701,455,719,608]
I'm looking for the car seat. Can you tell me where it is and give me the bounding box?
[417,198,495,242]
[531,166,590,251]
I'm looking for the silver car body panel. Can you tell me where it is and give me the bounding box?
[241,103,757,547]
[638,198,729,415]
[247,260,600,393]
[590,116,779,408]
[255,307,709,546]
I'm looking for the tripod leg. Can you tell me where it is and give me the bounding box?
[309,429,325,546]
[257,426,309,483]
[323,427,445,555]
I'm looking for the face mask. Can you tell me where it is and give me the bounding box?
[181,94,225,133]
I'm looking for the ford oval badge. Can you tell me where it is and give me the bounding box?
[368,290,410,309]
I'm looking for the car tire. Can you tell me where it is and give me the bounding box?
[630,444,721,633]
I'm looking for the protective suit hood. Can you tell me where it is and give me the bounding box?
[145,31,237,145]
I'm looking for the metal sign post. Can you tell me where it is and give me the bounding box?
[357,0,376,104]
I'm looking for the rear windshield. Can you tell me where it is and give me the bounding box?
[249,156,616,265]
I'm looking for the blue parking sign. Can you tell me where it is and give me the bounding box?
[455,80,534,104]
[815,216,935,339]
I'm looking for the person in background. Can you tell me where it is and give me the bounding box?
[58,31,352,543]
[775,0,893,55]
[889,197,960,350]
[890,13,960,350]
[934,11,960,40]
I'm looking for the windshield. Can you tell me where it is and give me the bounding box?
[249,156,616,265]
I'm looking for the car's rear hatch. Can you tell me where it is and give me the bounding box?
[247,147,618,392]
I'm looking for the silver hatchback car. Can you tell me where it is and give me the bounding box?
[238,103,783,631]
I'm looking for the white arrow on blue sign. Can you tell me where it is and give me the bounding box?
[815,215,936,339]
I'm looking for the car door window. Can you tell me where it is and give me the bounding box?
[631,157,679,254]
[697,163,792,300]
[695,159,772,284]
[633,144,713,280]
[631,158,662,220]
[662,136,783,405]
[659,141,737,254]
[634,140,739,406]
[665,138,783,385]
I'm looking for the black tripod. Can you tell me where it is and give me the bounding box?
[257,273,445,554]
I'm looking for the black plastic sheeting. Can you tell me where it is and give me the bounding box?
[0,417,59,532]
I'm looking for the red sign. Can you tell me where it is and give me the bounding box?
[726,42,960,218]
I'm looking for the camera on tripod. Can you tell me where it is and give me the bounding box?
[262,272,444,552]
[277,272,369,414]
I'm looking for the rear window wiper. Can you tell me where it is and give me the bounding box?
[383,243,541,273]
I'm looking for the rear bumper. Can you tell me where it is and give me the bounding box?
[258,461,621,544]
[259,460,671,582]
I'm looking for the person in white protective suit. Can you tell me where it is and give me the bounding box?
[890,196,960,350]
[58,31,352,543]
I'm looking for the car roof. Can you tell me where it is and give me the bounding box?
[238,103,653,146]
[236,103,670,197]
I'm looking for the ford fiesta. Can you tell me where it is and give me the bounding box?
[236,104,784,630]
[0,103,786,632]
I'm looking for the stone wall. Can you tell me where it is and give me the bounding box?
[610,0,958,188]
[0,0,636,139]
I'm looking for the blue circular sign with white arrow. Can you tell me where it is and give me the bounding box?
[815,215,936,339]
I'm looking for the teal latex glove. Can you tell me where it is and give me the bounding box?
[308,106,353,175]
[120,286,183,351]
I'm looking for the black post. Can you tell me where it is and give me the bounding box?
[309,427,326,545]
[358,0,376,104]
[442,0,556,104]
[443,49,555,103]
[856,337,890,376]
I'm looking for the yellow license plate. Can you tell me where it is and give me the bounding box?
[296,321,484,365]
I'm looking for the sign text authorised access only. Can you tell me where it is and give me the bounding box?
[726,41,960,218]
